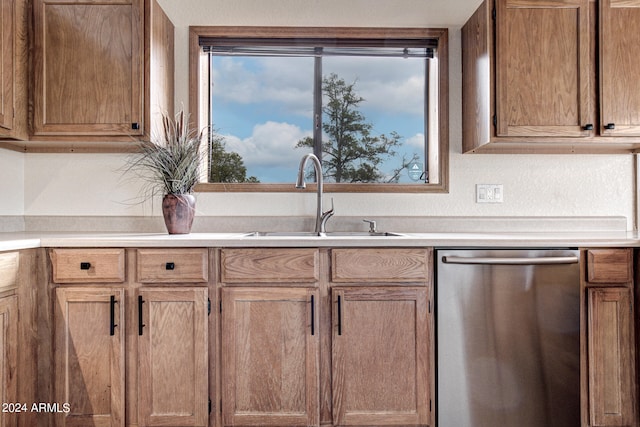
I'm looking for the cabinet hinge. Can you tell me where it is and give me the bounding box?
[220,300,222,313]
[209,398,212,414]
[428,300,431,314]
[207,298,211,316]
[430,399,432,412]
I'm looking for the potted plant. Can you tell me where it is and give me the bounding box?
[126,111,205,234]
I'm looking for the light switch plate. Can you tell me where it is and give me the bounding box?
[476,184,503,203]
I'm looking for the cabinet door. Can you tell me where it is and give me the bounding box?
[332,287,431,426]
[588,287,636,427]
[0,0,14,132]
[32,0,143,136]
[221,287,319,426]
[0,296,17,427]
[495,0,591,137]
[600,0,640,136]
[54,287,125,427]
[138,287,208,427]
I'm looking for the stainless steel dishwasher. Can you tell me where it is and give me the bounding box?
[436,249,581,427]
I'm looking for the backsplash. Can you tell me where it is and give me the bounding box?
[3,215,628,234]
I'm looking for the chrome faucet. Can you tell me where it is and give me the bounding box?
[296,153,334,234]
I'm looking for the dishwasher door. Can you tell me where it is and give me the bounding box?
[436,249,580,427]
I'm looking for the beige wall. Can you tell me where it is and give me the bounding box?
[0,150,24,216]
[6,0,638,229]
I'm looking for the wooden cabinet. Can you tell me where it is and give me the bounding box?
[582,248,637,427]
[50,249,127,427]
[599,0,640,136]
[135,248,210,427]
[30,0,173,147]
[495,0,590,139]
[53,287,125,427]
[50,248,210,427]
[0,296,17,427]
[462,0,640,153]
[138,287,209,427]
[331,286,430,426]
[0,0,28,144]
[218,247,433,427]
[219,248,320,426]
[221,287,319,426]
[330,248,432,427]
[0,0,14,133]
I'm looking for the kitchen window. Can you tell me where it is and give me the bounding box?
[189,27,449,192]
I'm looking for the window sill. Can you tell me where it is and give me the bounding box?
[194,182,448,193]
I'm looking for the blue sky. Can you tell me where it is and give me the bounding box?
[210,54,426,183]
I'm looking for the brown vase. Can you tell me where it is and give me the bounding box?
[162,194,196,234]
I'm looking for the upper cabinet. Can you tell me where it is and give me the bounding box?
[25,0,174,150]
[599,0,640,137]
[0,0,28,144]
[0,0,16,133]
[462,0,640,153]
[32,0,144,138]
[496,0,590,139]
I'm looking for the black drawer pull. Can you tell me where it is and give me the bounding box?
[110,296,117,336]
[80,262,91,270]
[337,295,342,336]
[138,295,145,336]
[583,123,593,131]
[165,262,175,270]
[604,123,615,130]
[310,295,315,336]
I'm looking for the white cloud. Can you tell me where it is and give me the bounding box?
[326,56,425,115]
[405,133,425,150]
[212,57,313,116]
[221,121,313,169]
[212,55,426,118]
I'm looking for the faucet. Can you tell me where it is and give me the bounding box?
[296,153,334,234]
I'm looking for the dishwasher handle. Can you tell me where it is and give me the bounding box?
[441,255,579,265]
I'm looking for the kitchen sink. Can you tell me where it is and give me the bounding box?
[242,231,405,237]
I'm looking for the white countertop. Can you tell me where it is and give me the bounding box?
[1,230,638,251]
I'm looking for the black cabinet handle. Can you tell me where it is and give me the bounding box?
[604,123,615,130]
[583,124,593,131]
[80,262,91,270]
[132,123,140,130]
[310,295,315,336]
[337,295,342,336]
[138,295,145,336]
[110,296,117,336]
[165,262,175,270]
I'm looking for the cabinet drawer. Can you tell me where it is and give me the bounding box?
[50,249,125,283]
[332,248,431,283]
[0,252,19,291]
[137,249,208,283]
[586,248,632,285]
[221,249,319,283]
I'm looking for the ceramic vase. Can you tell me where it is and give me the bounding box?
[162,194,196,234]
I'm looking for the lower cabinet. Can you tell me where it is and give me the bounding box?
[583,248,638,427]
[332,287,430,426]
[138,287,209,427]
[53,287,125,427]
[0,295,17,427]
[587,287,635,427]
[218,248,433,427]
[221,287,319,426]
[50,248,210,427]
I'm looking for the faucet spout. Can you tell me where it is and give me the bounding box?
[296,153,332,233]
